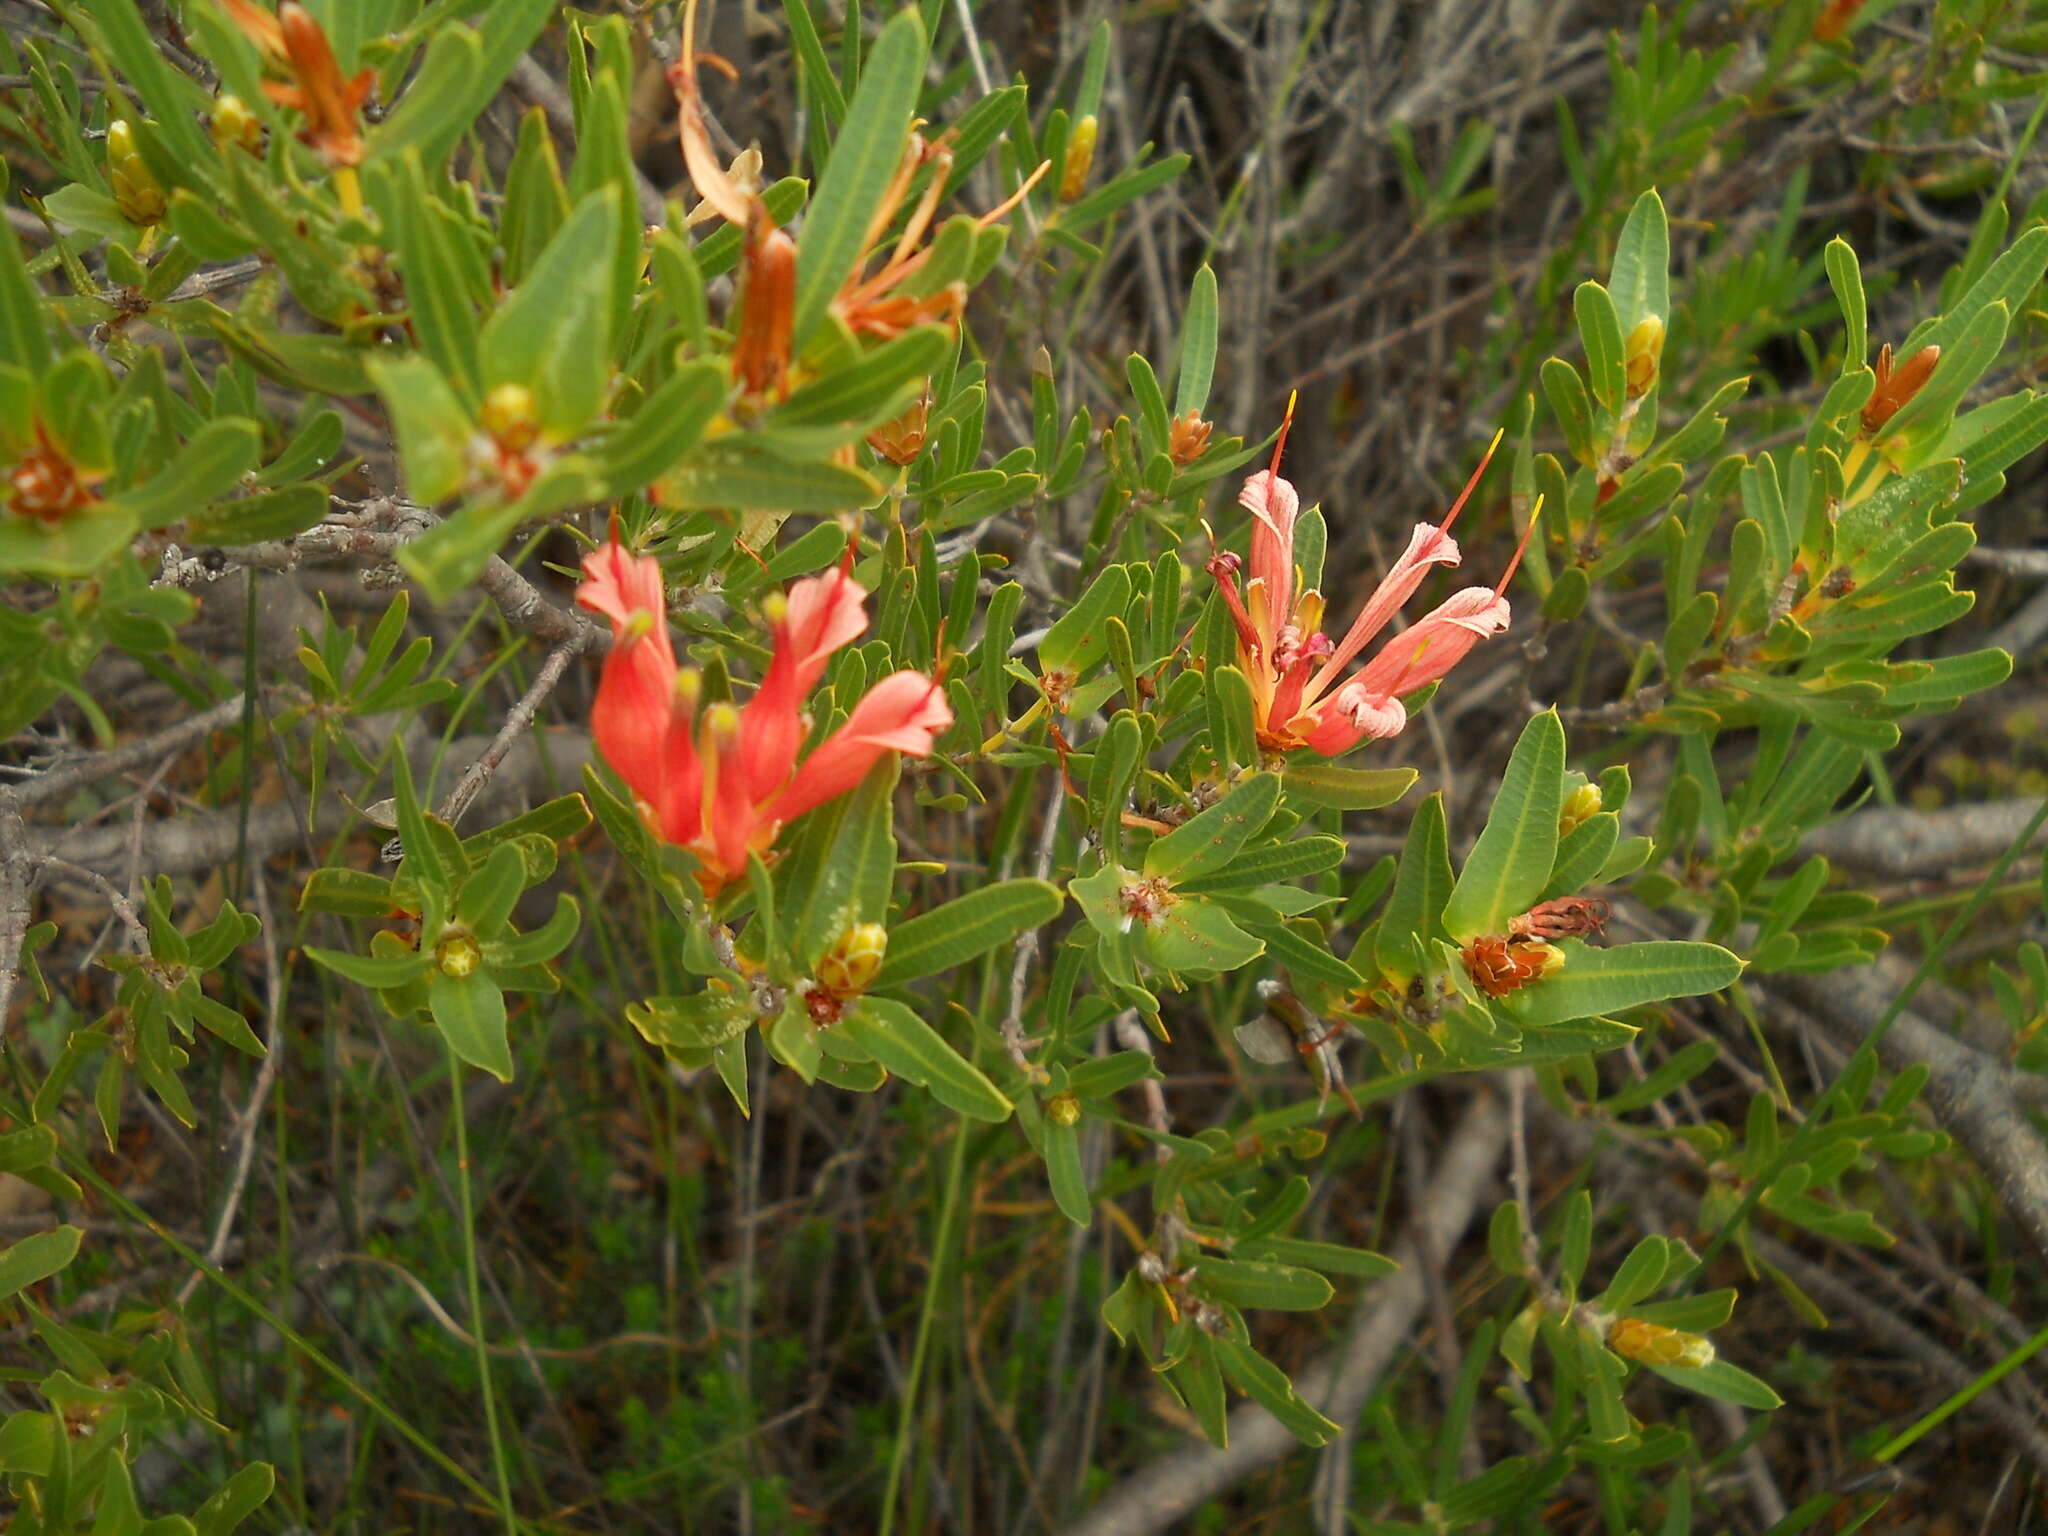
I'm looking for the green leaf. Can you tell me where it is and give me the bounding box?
[1647,1357,1783,1411]
[785,756,899,968]
[0,1225,81,1301]
[1608,188,1670,335]
[0,169,51,377]
[874,879,1065,987]
[303,945,432,990]
[1444,711,1565,941]
[367,355,471,504]
[428,969,513,1082]
[1211,1332,1339,1447]
[1506,941,1743,1027]
[1594,1236,1671,1313]
[627,986,753,1052]
[372,0,553,173]
[190,1461,276,1536]
[791,9,926,349]
[1575,281,1626,414]
[776,326,951,433]
[115,418,261,528]
[480,186,623,437]
[657,440,881,512]
[841,997,1012,1121]
[183,485,326,546]
[1145,774,1280,882]
[1146,899,1263,975]
[1379,792,1453,982]
[1279,762,1417,812]
[596,362,727,498]
[1191,1258,1333,1311]
[1039,563,1131,677]
[1175,265,1218,417]
[486,892,580,969]
[454,842,526,938]
[1825,238,1866,371]
[1044,1115,1091,1225]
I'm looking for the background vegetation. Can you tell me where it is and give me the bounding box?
[3,0,2048,1532]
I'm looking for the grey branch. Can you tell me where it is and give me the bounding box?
[1064,1093,1508,1536]
[1800,797,2047,878]
[1771,965,2048,1268]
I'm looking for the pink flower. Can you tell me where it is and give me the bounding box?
[578,540,952,894]
[1207,397,1532,756]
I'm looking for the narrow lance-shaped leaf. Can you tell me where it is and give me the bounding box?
[874,880,1065,987]
[1444,711,1565,941]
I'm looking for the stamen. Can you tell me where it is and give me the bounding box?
[1440,426,1505,538]
[1495,493,1544,598]
[1269,389,1298,482]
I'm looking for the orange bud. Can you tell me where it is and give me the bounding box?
[7,425,104,523]
[1463,936,1564,999]
[734,215,797,399]
[1167,409,1213,466]
[1861,342,1940,437]
[1814,0,1866,41]
[867,393,931,466]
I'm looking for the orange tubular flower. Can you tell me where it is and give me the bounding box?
[1206,397,1534,756]
[8,423,105,523]
[578,540,952,895]
[222,1,372,195]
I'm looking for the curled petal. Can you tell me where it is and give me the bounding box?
[1240,470,1300,631]
[1347,587,1509,701]
[578,541,672,656]
[1303,689,1406,757]
[738,563,868,799]
[1303,522,1462,705]
[767,672,952,828]
[783,565,871,692]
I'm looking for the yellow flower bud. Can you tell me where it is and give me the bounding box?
[1060,115,1098,203]
[107,121,166,227]
[1624,315,1664,399]
[1608,1316,1714,1368]
[1558,782,1603,837]
[211,94,264,156]
[1046,1091,1082,1127]
[481,383,540,453]
[817,922,888,998]
[435,929,481,979]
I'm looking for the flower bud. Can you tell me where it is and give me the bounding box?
[435,928,481,979]
[107,121,166,227]
[1167,409,1213,467]
[1046,1090,1081,1127]
[1861,342,1940,437]
[867,394,930,466]
[1623,315,1663,398]
[7,425,102,523]
[817,922,887,997]
[1558,781,1603,837]
[481,383,540,453]
[1464,936,1564,999]
[211,94,264,155]
[1060,115,1098,203]
[1608,1316,1714,1368]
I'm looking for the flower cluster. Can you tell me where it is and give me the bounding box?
[578,540,952,895]
[1207,397,1534,756]
[668,0,1040,400]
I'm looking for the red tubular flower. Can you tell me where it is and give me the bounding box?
[578,540,952,893]
[1207,396,1535,756]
